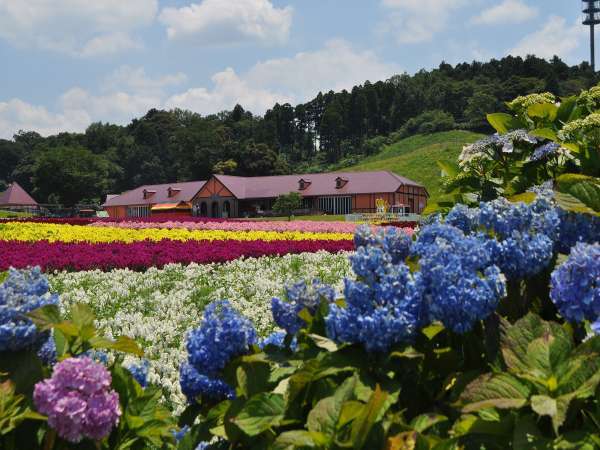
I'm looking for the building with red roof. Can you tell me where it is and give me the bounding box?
[0,182,38,211]
[103,171,428,219]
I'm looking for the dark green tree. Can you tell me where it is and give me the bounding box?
[272,191,302,220]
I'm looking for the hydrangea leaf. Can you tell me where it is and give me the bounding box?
[507,192,537,204]
[409,413,449,433]
[555,174,600,213]
[487,113,523,134]
[530,128,558,141]
[26,304,62,331]
[554,192,597,215]
[459,373,530,413]
[527,103,558,122]
[437,161,460,178]
[530,394,571,434]
[307,375,356,436]
[350,385,389,449]
[307,334,338,352]
[556,96,579,123]
[271,430,328,449]
[228,392,285,437]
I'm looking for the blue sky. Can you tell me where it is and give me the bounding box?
[0,0,590,138]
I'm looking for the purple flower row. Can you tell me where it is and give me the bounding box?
[0,239,354,272]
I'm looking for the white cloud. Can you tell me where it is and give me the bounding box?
[160,0,293,45]
[0,41,398,137]
[159,0,293,45]
[166,39,400,114]
[472,0,537,25]
[509,16,586,60]
[0,0,157,56]
[0,66,183,139]
[380,0,468,44]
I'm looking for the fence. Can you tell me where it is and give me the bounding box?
[344,212,421,224]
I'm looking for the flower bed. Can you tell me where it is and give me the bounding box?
[0,222,353,243]
[0,238,354,272]
[49,252,353,410]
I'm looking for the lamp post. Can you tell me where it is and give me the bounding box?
[583,0,600,72]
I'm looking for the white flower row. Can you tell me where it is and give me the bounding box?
[49,251,353,412]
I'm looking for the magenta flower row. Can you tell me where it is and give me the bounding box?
[0,239,354,272]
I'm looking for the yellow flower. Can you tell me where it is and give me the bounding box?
[0,223,352,244]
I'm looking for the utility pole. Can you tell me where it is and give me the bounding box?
[583,1,600,72]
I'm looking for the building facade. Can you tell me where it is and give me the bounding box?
[103,171,428,219]
[192,171,428,218]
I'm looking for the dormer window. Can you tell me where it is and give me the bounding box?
[143,189,156,200]
[298,178,311,190]
[335,177,348,189]
[168,187,181,198]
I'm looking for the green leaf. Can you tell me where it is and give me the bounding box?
[459,373,530,413]
[409,413,448,433]
[307,375,356,436]
[508,192,537,204]
[229,392,285,437]
[487,113,522,134]
[530,128,558,141]
[70,303,96,328]
[422,323,445,340]
[350,385,389,449]
[26,304,62,330]
[272,430,328,449]
[337,400,364,429]
[307,334,338,352]
[554,192,597,215]
[437,161,459,178]
[527,103,558,122]
[555,173,600,213]
[390,347,424,360]
[556,96,578,123]
[90,336,144,357]
[531,394,571,434]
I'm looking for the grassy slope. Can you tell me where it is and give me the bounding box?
[342,130,485,203]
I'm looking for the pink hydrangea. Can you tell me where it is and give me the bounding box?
[34,357,121,443]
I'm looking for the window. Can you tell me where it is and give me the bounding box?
[318,196,351,214]
[127,206,150,217]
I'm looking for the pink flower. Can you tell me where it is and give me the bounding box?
[34,357,121,443]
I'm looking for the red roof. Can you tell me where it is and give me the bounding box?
[103,181,207,207]
[0,182,38,206]
[213,171,425,199]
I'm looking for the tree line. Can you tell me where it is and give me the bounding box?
[0,55,597,206]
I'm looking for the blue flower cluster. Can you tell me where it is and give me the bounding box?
[172,425,189,442]
[446,198,559,278]
[271,280,336,335]
[556,210,600,254]
[127,359,150,388]
[259,331,298,351]
[0,267,59,352]
[531,142,560,161]
[412,224,506,333]
[195,439,228,450]
[550,243,600,327]
[180,300,256,403]
[38,336,57,366]
[354,225,412,264]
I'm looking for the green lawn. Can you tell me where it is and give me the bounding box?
[0,210,32,218]
[342,130,484,203]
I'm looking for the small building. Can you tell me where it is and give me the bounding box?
[103,181,207,218]
[193,171,428,218]
[0,182,38,213]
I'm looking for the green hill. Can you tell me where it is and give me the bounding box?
[342,130,485,203]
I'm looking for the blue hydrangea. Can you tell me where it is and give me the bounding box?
[531,142,560,161]
[80,349,109,365]
[445,203,478,234]
[325,226,425,352]
[181,301,256,403]
[550,243,600,324]
[259,331,298,351]
[354,224,413,264]
[413,224,506,333]
[556,210,600,254]
[475,198,559,278]
[0,267,59,352]
[195,440,228,450]
[179,363,234,402]
[271,280,336,335]
[38,335,57,366]
[172,425,189,442]
[126,359,150,388]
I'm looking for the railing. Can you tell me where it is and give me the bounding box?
[345,212,421,224]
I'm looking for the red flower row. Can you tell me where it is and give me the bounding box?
[0,239,354,272]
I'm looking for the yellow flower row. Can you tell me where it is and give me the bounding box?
[0,223,353,244]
